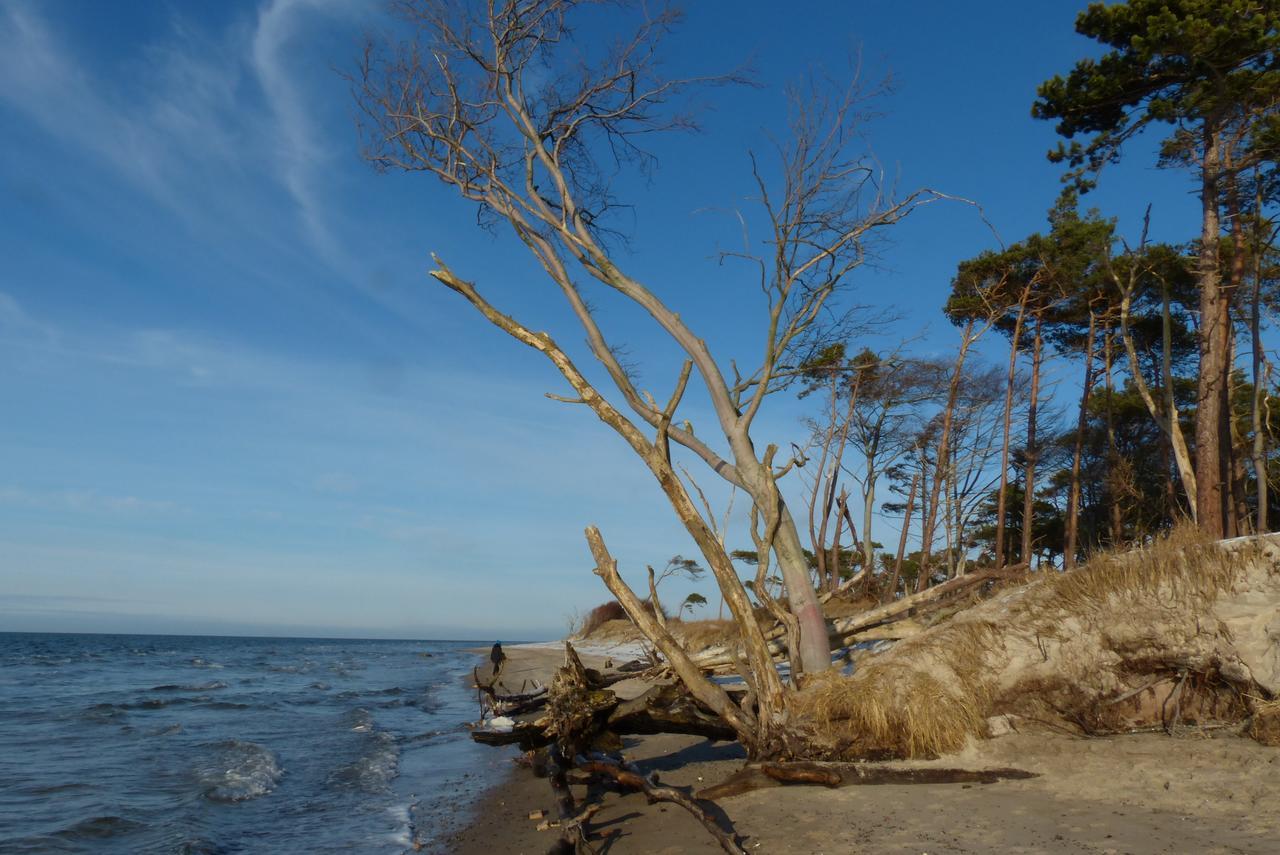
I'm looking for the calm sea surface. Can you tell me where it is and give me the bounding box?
[0,633,508,853]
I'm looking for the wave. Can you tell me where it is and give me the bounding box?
[130,694,213,710]
[195,740,283,802]
[25,781,93,796]
[328,730,399,793]
[150,681,228,692]
[54,815,145,841]
[342,707,374,732]
[81,702,127,723]
[199,701,251,711]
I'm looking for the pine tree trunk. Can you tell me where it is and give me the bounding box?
[995,287,1031,568]
[1103,327,1125,544]
[1196,125,1230,538]
[1064,310,1097,570]
[885,467,919,604]
[919,320,981,583]
[1252,174,1270,534]
[1020,316,1044,566]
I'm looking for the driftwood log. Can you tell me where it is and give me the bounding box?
[471,665,739,749]
[698,762,1038,800]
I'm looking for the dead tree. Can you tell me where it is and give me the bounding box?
[357,0,949,694]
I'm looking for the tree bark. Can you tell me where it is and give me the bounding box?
[995,286,1032,568]
[885,467,919,603]
[1065,310,1097,569]
[920,318,981,582]
[1103,326,1125,543]
[1020,315,1044,566]
[1252,174,1270,534]
[1196,123,1230,538]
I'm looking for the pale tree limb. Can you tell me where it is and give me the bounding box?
[587,525,766,747]
[430,258,785,743]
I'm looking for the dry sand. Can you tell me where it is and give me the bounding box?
[443,644,1280,854]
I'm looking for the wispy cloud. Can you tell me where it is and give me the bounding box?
[0,291,57,344]
[0,0,369,279]
[0,485,178,515]
[250,0,361,273]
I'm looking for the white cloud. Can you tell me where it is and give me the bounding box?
[251,0,364,275]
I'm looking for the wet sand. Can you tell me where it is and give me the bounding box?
[446,644,1280,854]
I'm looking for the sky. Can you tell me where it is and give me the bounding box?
[0,1,1206,640]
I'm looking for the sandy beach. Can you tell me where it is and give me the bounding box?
[445,643,1280,854]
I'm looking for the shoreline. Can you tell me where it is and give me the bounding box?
[445,643,1280,854]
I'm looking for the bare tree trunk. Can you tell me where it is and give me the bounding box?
[830,489,848,593]
[862,460,877,578]
[1158,284,1181,517]
[919,319,981,582]
[995,286,1032,568]
[1103,326,1125,543]
[1114,244,1197,518]
[915,446,933,594]
[1064,310,1097,570]
[885,467,919,603]
[1196,124,1230,538]
[1020,316,1044,567]
[1227,175,1248,538]
[771,500,831,673]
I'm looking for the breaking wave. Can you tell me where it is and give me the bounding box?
[195,740,283,802]
[330,730,400,793]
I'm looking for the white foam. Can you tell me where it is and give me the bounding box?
[196,740,283,802]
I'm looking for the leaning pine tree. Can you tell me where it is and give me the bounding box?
[355,0,947,756]
[1033,0,1280,539]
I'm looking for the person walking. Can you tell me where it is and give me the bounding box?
[489,641,506,677]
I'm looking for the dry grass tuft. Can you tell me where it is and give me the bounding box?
[1036,524,1250,619]
[794,527,1272,758]
[796,621,1001,758]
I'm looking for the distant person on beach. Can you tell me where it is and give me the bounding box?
[490,641,506,677]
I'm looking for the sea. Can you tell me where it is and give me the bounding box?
[0,633,511,854]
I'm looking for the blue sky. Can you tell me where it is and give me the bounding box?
[1,1,1204,640]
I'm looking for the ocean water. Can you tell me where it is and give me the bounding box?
[0,633,508,854]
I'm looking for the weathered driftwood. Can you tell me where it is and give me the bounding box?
[759,761,841,788]
[520,642,746,854]
[575,755,746,855]
[470,681,739,749]
[698,762,1037,800]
